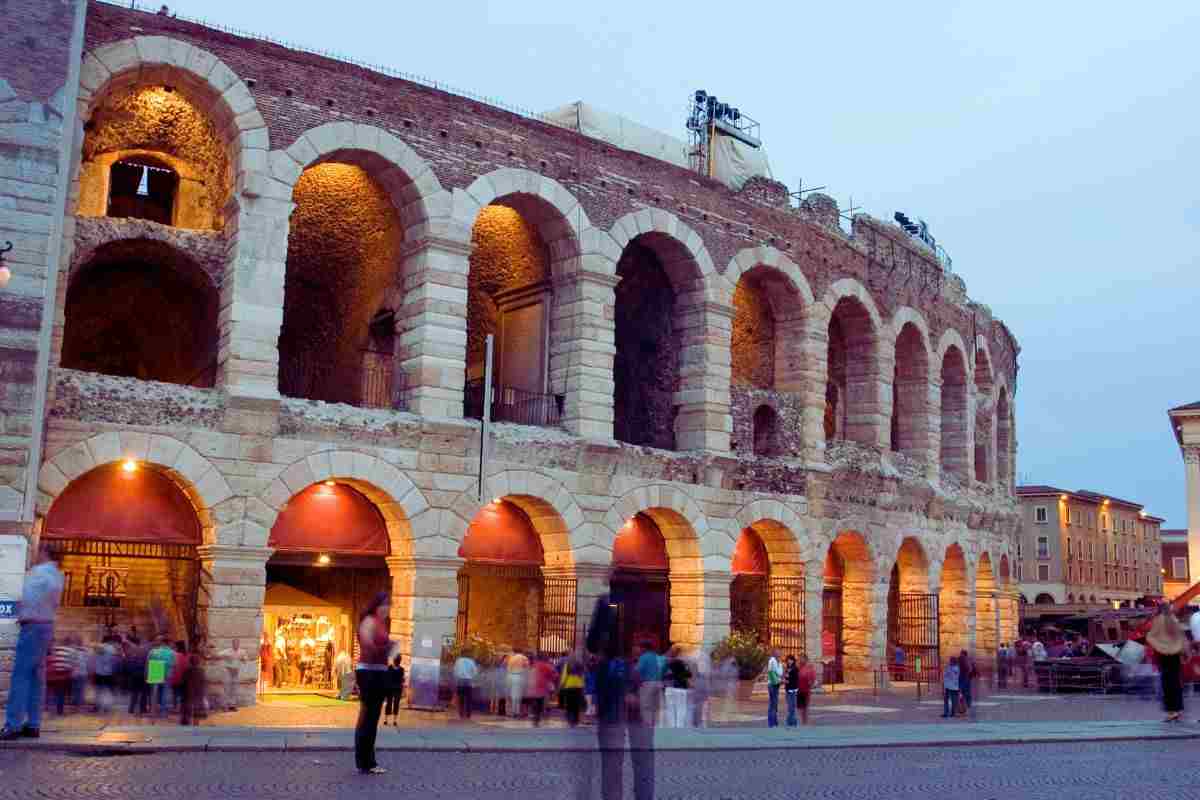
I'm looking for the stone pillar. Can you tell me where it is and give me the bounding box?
[875,334,896,451]
[198,545,270,707]
[1185,447,1200,583]
[573,562,611,648]
[798,310,829,463]
[803,560,824,686]
[670,570,730,653]
[842,576,884,684]
[552,272,617,439]
[674,296,732,453]
[396,237,471,418]
[388,555,462,660]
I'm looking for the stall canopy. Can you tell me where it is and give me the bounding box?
[268,482,389,555]
[43,463,201,544]
[263,583,341,616]
[458,500,543,565]
[731,528,768,576]
[612,513,669,571]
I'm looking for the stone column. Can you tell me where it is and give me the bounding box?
[1185,447,1200,583]
[669,570,730,653]
[803,560,825,686]
[551,271,617,439]
[673,296,732,453]
[396,236,471,419]
[198,544,270,707]
[388,555,462,660]
[572,562,612,649]
[800,306,830,463]
[875,334,896,451]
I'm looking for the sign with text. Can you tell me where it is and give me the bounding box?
[0,600,17,619]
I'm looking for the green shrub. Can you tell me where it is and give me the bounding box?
[440,633,502,667]
[711,630,769,680]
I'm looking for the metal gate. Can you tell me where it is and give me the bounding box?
[456,571,471,641]
[731,574,767,641]
[538,575,577,657]
[768,575,806,657]
[821,587,844,683]
[895,592,940,680]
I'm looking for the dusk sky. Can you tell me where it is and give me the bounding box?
[162,0,1200,524]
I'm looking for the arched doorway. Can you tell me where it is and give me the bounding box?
[42,462,202,646]
[940,544,970,662]
[825,298,879,445]
[998,554,1018,644]
[609,513,671,655]
[976,553,998,666]
[730,527,769,641]
[1035,593,1056,605]
[886,537,938,680]
[939,345,969,482]
[265,481,391,691]
[891,323,930,456]
[823,531,874,684]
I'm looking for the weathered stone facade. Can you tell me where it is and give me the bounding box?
[0,2,1022,701]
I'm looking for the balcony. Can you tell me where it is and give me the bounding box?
[464,378,562,428]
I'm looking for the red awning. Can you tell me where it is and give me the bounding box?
[43,463,201,544]
[732,528,768,576]
[458,501,543,565]
[269,482,389,555]
[612,513,668,571]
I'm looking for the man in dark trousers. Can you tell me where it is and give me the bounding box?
[585,584,654,800]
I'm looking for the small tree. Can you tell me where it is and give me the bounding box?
[441,632,502,667]
[711,630,770,680]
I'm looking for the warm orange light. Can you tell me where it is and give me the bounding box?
[121,458,138,473]
[1059,494,1068,501]
[0,265,11,289]
[317,554,331,566]
[324,480,336,487]
[492,498,503,506]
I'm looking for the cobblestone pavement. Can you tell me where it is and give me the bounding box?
[0,739,1196,799]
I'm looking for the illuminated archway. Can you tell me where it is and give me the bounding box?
[822,530,875,682]
[940,345,970,482]
[940,544,970,660]
[825,295,880,445]
[887,537,937,678]
[891,321,931,457]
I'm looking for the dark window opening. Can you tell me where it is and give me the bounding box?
[108,158,178,225]
[753,404,778,457]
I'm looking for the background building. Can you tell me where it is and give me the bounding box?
[1168,402,1200,586]
[0,1,1021,702]
[1161,528,1190,600]
[1016,486,1163,608]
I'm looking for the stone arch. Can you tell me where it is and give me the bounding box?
[889,309,934,459]
[448,469,587,569]
[37,431,231,546]
[609,209,731,452]
[731,499,810,575]
[973,337,996,484]
[821,279,884,447]
[259,450,431,558]
[723,246,816,307]
[892,535,933,593]
[939,342,971,483]
[822,527,878,680]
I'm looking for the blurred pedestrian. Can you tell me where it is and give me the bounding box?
[383,654,405,726]
[765,648,783,727]
[335,648,354,700]
[45,638,75,716]
[506,649,530,718]
[689,649,709,727]
[559,651,586,727]
[583,654,598,720]
[125,636,149,716]
[147,636,175,717]
[796,655,816,725]
[634,641,662,728]
[958,649,977,718]
[663,645,691,728]
[218,638,249,710]
[168,641,188,713]
[784,655,800,727]
[94,636,119,714]
[1147,606,1186,722]
[891,643,906,681]
[529,653,557,727]
[452,651,478,720]
[717,653,738,720]
[997,643,1010,689]
[942,656,961,718]
[354,592,392,775]
[0,544,64,740]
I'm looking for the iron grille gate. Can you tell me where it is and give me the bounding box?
[896,592,940,680]
[456,571,470,641]
[538,576,577,657]
[822,587,844,684]
[768,575,806,657]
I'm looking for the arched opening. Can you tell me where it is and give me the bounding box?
[42,463,202,647]
[1067,593,1075,603]
[975,553,998,667]
[614,233,700,450]
[891,323,930,456]
[278,160,403,407]
[62,239,218,387]
[825,297,878,445]
[939,544,969,661]
[610,512,672,654]
[265,481,391,691]
[79,84,230,231]
[886,537,937,680]
[464,203,560,427]
[997,388,1012,489]
[107,155,179,225]
[731,266,807,457]
[974,347,995,483]
[998,554,1017,643]
[1035,593,1056,605]
[939,345,969,482]
[823,531,875,683]
[730,527,769,642]
[752,405,779,457]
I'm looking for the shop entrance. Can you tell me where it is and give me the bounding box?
[608,513,671,655]
[264,481,392,695]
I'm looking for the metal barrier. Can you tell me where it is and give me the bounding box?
[874,663,943,699]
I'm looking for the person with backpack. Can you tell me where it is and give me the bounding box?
[383,654,405,726]
[765,649,783,727]
[146,636,175,717]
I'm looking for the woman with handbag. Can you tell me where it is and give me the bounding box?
[1147,606,1187,722]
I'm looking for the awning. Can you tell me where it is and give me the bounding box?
[43,463,200,545]
[268,482,389,555]
[458,501,543,566]
[732,528,768,576]
[612,513,668,571]
[263,582,342,616]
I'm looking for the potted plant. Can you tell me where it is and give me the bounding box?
[711,630,769,699]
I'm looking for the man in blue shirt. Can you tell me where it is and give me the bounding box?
[635,640,663,727]
[1,545,65,739]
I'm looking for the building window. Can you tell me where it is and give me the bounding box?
[107,157,178,225]
[1067,565,1073,582]
[1034,506,1048,524]
[1073,509,1081,526]
[1037,536,1049,559]
[1038,564,1050,581]
[1089,511,1095,528]
[1088,541,1094,561]
[1066,538,1072,558]
[1016,563,1023,580]
[1174,557,1188,579]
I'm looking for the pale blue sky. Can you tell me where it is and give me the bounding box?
[160,0,1200,523]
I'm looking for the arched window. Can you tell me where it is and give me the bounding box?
[752,405,778,457]
[107,157,178,225]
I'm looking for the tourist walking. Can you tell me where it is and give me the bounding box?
[942,656,961,718]
[796,655,816,725]
[94,636,119,714]
[334,648,354,700]
[1147,606,1186,722]
[125,637,149,715]
[558,651,586,727]
[452,651,478,720]
[634,641,663,727]
[663,645,692,728]
[784,655,800,727]
[383,654,405,726]
[997,643,1010,689]
[765,648,783,727]
[353,592,393,775]
[167,641,188,714]
[891,643,906,681]
[506,650,530,718]
[529,653,557,727]
[1,544,64,740]
[147,636,175,717]
[958,649,977,718]
[217,638,249,710]
[45,638,76,716]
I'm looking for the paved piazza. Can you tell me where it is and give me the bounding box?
[0,740,1195,800]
